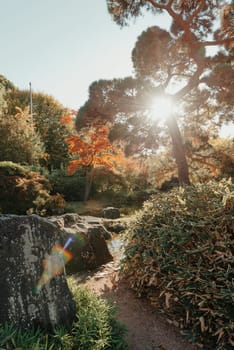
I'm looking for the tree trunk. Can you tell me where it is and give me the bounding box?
[166,115,191,186]
[84,166,95,202]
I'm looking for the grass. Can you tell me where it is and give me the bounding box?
[0,283,128,350]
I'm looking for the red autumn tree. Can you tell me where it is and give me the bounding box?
[66,125,124,201]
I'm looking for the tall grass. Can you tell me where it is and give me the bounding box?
[122,179,234,349]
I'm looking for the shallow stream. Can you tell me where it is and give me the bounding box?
[107,235,125,256]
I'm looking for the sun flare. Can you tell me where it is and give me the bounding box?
[150,95,173,121]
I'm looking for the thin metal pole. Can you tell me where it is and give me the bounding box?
[29,82,33,121]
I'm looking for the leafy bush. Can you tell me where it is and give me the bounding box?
[35,193,66,215]
[121,179,234,349]
[0,107,45,165]
[0,285,128,350]
[48,168,86,201]
[5,89,71,170]
[0,161,65,215]
[69,283,128,350]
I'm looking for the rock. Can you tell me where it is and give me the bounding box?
[0,214,76,330]
[101,207,120,219]
[104,222,126,234]
[75,222,88,231]
[48,216,65,230]
[61,225,113,274]
[61,229,91,273]
[83,216,102,225]
[62,213,81,226]
[88,228,113,267]
[88,224,112,240]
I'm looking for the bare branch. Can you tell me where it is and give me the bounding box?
[146,0,194,45]
[190,156,219,176]
[173,65,204,100]
[146,0,167,10]
[186,0,206,24]
[196,37,234,47]
[162,66,173,88]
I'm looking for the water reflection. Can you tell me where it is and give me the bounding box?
[107,235,124,255]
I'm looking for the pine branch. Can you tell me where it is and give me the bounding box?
[186,0,206,24]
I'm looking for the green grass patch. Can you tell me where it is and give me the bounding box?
[0,284,128,350]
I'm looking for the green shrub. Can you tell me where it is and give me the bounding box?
[0,107,45,166]
[37,193,66,215]
[0,284,128,350]
[48,168,86,201]
[0,161,65,215]
[122,179,234,349]
[69,282,128,350]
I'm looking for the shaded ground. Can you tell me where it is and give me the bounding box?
[73,246,199,350]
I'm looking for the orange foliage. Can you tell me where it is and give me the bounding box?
[59,114,73,125]
[66,126,124,175]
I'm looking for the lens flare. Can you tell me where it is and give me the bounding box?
[35,239,73,294]
[63,237,73,250]
[73,232,86,246]
[150,95,173,121]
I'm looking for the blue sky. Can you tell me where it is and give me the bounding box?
[0,0,169,110]
[1,0,233,137]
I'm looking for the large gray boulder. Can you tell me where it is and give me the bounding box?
[0,215,76,330]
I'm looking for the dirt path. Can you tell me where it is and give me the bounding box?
[74,250,198,350]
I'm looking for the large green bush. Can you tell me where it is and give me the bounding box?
[48,168,86,201]
[5,89,71,170]
[0,107,44,165]
[122,179,234,349]
[0,161,65,215]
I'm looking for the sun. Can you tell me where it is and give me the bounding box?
[150,95,173,121]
